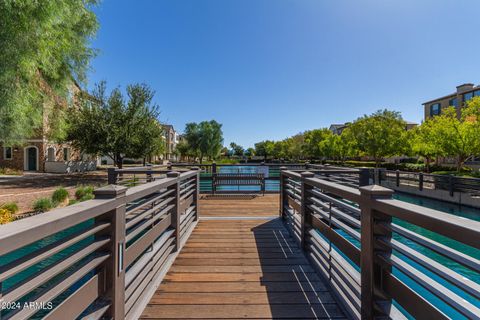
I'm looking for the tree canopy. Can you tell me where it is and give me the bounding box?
[347,109,407,167]
[0,0,98,144]
[182,120,224,163]
[66,82,164,168]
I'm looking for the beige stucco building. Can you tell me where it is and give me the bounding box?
[422,83,480,120]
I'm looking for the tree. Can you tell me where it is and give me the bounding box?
[319,128,357,163]
[255,140,275,161]
[198,120,223,162]
[427,102,480,171]
[0,0,98,144]
[303,129,332,159]
[183,120,224,163]
[183,123,201,160]
[176,140,193,161]
[284,134,305,161]
[66,82,164,169]
[245,148,255,157]
[348,109,407,167]
[230,142,244,157]
[410,121,442,172]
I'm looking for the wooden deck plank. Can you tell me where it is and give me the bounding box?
[141,196,345,319]
[147,292,337,304]
[141,304,345,319]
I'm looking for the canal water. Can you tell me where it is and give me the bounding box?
[392,192,480,319]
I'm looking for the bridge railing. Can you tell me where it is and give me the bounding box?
[280,169,480,320]
[0,169,199,320]
[377,169,480,196]
[108,162,356,193]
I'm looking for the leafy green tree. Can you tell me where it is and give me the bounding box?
[428,102,480,171]
[230,142,245,157]
[303,129,332,159]
[198,120,223,162]
[284,134,305,161]
[176,140,194,161]
[0,0,98,143]
[409,121,442,172]
[245,148,255,157]
[348,109,407,167]
[254,140,275,161]
[183,120,224,163]
[320,128,357,163]
[183,123,201,160]
[66,82,163,169]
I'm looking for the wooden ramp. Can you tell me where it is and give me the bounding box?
[141,197,346,319]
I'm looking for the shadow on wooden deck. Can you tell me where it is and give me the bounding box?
[140,217,347,319]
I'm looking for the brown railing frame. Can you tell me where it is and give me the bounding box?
[0,169,200,320]
[280,169,480,320]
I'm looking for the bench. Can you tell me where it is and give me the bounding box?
[212,173,265,195]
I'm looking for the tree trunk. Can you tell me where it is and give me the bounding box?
[425,157,431,173]
[457,155,465,172]
[116,154,123,169]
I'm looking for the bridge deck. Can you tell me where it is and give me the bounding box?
[140,196,346,319]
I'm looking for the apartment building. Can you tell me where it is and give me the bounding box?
[423,83,480,120]
[0,82,96,173]
[162,124,179,162]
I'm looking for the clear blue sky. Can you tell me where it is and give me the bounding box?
[88,0,480,148]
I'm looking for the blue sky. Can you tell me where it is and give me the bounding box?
[88,0,480,148]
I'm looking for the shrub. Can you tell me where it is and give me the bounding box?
[80,193,95,201]
[75,186,94,200]
[1,202,19,214]
[68,199,79,206]
[0,209,14,224]
[33,198,53,213]
[51,187,69,205]
[0,167,22,176]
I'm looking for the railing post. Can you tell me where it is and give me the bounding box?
[108,167,118,185]
[279,166,288,218]
[396,170,400,187]
[359,168,370,187]
[93,185,127,320]
[300,171,315,250]
[419,172,424,191]
[449,175,454,197]
[146,164,153,182]
[191,167,200,220]
[167,171,181,251]
[359,185,394,320]
[212,162,217,174]
[211,163,217,194]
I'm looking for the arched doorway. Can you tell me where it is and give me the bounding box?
[24,146,38,171]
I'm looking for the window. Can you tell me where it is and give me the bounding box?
[47,148,55,161]
[464,92,474,101]
[448,98,458,108]
[63,148,70,161]
[3,147,12,160]
[430,103,441,116]
[474,90,480,97]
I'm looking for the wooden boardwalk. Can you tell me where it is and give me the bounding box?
[141,196,346,319]
[198,194,280,217]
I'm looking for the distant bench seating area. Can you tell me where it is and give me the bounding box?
[212,173,265,195]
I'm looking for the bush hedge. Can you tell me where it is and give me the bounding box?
[1,202,19,214]
[0,208,14,224]
[52,187,69,205]
[33,198,54,213]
